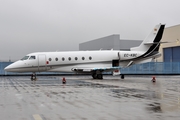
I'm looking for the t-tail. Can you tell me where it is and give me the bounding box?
[130,24,165,58]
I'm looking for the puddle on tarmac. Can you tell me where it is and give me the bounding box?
[147,102,162,113]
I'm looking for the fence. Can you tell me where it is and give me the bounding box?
[1,62,180,75]
[121,62,180,74]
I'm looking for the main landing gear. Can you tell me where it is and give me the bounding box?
[31,73,37,81]
[92,73,103,79]
[92,73,125,80]
[91,70,124,79]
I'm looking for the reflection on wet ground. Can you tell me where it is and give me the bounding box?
[0,75,180,120]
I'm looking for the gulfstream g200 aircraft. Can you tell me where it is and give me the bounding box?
[5,24,165,80]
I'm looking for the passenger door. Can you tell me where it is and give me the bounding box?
[38,54,47,72]
[112,59,120,75]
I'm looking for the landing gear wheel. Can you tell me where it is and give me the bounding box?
[97,74,103,79]
[31,73,37,81]
[92,73,97,79]
[92,73,103,79]
[121,74,124,79]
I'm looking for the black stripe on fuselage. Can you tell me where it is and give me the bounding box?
[121,24,165,62]
[141,24,165,57]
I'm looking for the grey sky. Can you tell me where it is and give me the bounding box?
[0,0,180,61]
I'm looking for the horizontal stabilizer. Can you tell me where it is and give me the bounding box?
[131,24,165,52]
[144,41,168,45]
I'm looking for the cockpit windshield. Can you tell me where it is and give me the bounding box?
[29,56,36,60]
[21,56,29,60]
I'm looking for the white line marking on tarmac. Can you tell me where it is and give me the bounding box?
[33,114,43,120]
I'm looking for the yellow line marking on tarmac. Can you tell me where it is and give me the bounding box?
[33,114,43,120]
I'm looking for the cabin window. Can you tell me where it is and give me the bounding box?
[55,58,58,61]
[21,56,29,60]
[89,56,92,60]
[29,56,36,60]
[62,57,65,61]
[68,57,71,61]
[49,58,52,61]
[75,57,78,60]
[82,57,85,60]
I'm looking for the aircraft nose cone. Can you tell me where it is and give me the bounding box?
[4,66,11,72]
[4,63,16,72]
[4,61,23,72]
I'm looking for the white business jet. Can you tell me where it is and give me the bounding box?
[5,24,165,80]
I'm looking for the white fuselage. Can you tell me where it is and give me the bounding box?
[5,50,144,73]
[4,24,165,76]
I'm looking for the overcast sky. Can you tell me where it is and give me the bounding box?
[0,0,180,61]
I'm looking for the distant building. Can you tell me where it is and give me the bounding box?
[79,34,142,51]
[158,24,180,62]
[79,25,180,62]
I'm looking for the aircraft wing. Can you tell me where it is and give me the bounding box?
[71,66,122,73]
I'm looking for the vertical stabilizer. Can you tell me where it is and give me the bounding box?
[131,24,165,53]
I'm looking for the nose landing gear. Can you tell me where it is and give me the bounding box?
[31,73,37,81]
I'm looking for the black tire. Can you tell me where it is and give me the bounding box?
[97,74,103,79]
[92,73,97,79]
[121,74,124,79]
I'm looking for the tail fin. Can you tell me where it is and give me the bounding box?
[131,24,165,55]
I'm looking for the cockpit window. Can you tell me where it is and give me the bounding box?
[21,56,29,60]
[29,56,36,60]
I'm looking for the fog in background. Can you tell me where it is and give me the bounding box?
[0,0,180,61]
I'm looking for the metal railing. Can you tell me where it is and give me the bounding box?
[1,62,180,75]
[121,62,180,74]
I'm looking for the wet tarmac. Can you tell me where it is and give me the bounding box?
[0,75,180,120]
